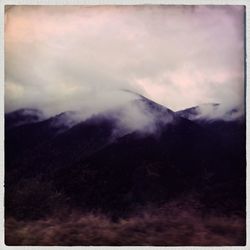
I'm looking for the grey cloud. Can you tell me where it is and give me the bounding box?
[5,5,245,117]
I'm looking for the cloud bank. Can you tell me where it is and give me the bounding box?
[5,5,245,116]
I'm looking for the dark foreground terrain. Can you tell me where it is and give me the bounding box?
[6,198,245,246]
[5,93,246,245]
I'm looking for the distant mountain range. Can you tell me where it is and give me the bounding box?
[5,92,246,220]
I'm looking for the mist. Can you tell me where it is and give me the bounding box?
[5,5,245,121]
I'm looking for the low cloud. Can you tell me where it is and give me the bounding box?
[195,103,244,121]
[5,5,245,117]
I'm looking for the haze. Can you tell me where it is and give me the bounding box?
[5,5,245,116]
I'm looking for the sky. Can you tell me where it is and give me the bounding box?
[5,5,245,116]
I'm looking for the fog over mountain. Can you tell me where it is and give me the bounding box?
[5,5,245,116]
[5,93,246,224]
[4,5,246,246]
[177,103,244,122]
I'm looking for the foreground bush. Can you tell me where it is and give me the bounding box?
[5,201,245,246]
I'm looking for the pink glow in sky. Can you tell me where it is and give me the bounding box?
[5,5,245,114]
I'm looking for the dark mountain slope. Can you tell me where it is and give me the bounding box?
[5,92,178,176]
[5,114,119,183]
[5,108,45,130]
[5,94,246,220]
[53,113,246,215]
[53,118,205,214]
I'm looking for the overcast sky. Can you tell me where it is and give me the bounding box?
[5,5,245,115]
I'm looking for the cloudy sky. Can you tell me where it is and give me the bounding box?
[5,5,245,115]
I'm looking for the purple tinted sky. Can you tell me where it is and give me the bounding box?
[5,5,245,114]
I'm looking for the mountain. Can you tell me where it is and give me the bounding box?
[5,92,179,173]
[176,103,244,122]
[5,108,45,130]
[5,93,246,220]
